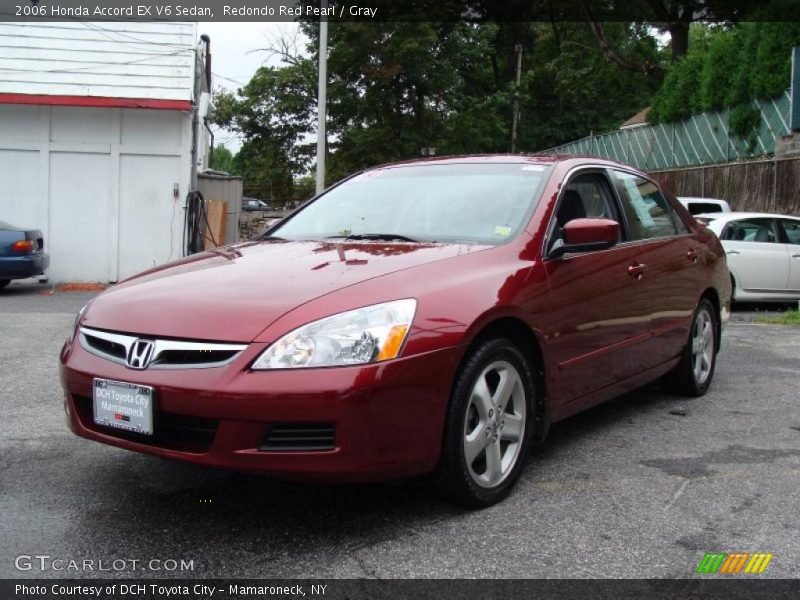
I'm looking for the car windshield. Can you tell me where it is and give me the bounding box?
[270,163,551,245]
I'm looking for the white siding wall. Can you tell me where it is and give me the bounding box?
[0,104,191,282]
[0,21,196,100]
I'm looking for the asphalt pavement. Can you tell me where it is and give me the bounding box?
[1,279,799,579]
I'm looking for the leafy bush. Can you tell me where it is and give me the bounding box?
[649,14,800,141]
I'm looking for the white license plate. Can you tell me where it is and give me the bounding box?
[93,378,154,436]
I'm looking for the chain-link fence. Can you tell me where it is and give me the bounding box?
[537,90,792,170]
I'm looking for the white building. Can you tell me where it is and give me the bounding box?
[0,21,211,282]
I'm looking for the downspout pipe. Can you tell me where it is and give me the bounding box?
[205,118,214,167]
[190,35,211,193]
[201,34,212,90]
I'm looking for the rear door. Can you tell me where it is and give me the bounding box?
[777,218,800,293]
[609,170,703,365]
[720,218,789,292]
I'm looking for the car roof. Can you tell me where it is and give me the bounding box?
[368,153,642,171]
[695,211,800,223]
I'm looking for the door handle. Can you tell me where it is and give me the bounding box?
[687,248,699,262]
[726,250,740,255]
[792,253,800,258]
[628,263,646,280]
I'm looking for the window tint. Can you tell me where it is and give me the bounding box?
[722,219,779,243]
[611,170,681,239]
[779,219,800,244]
[687,202,723,215]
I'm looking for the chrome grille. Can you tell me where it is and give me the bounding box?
[79,327,246,370]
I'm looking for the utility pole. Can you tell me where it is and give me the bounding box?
[315,2,328,195]
[511,44,523,153]
[791,46,800,132]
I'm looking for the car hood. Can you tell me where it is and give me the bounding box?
[83,240,490,342]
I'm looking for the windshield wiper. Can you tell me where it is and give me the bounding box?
[325,233,421,243]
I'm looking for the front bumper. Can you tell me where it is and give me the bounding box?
[0,253,49,279]
[60,334,464,482]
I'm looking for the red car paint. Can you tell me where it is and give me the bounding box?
[60,155,730,482]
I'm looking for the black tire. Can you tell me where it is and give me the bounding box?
[0,279,10,289]
[434,337,536,508]
[663,298,718,397]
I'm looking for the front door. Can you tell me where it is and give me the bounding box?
[540,170,652,407]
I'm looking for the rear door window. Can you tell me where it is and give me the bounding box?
[721,219,779,243]
[778,219,800,244]
[611,170,685,239]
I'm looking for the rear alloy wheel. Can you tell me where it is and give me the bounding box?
[435,338,535,508]
[0,279,10,289]
[664,298,718,397]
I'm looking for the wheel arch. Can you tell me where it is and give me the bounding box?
[458,316,550,445]
[700,287,722,353]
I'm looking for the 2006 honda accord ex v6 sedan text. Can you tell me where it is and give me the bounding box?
[60,155,731,507]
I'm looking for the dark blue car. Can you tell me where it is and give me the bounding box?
[0,220,50,289]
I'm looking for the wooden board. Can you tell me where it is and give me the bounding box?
[203,199,227,250]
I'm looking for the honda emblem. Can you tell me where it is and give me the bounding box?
[127,339,155,370]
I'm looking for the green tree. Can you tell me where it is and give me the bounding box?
[215,20,664,191]
[518,21,663,148]
[208,144,236,173]
[698,26,737,112]
[648,12,800,131]
[211,59,317,202]
[293,175,316,204]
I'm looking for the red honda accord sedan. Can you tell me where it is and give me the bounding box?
[60,155,730,507]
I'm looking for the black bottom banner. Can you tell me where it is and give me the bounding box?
[2,579,799,600]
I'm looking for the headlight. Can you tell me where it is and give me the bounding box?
[252,299,417,369]
[73,304,87,332]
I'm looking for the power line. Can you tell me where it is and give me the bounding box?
[80,21,195,52]
[0,47,190,74]
[212,72,248,86]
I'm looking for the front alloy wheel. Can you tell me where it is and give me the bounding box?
[463,360,526,488]
[435,337,536,508]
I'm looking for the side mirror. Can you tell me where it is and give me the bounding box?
[548,218,620,259]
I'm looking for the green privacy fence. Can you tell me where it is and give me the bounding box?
[537,90,792,170]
